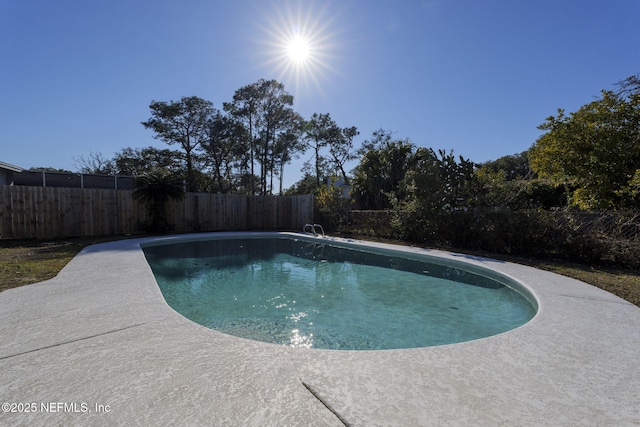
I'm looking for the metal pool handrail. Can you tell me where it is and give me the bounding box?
[303,223,325,237]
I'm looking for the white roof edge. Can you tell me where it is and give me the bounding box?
[0,161,24,172]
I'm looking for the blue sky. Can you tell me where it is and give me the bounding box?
[2,0,639,189]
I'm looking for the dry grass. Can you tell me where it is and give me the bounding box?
[0,237,121,292]
[514,258,640,307]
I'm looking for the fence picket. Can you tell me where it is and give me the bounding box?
[0,186,314,239]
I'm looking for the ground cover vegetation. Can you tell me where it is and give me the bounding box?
[0,237,120,292]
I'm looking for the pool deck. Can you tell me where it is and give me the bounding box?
[1,232,639,426]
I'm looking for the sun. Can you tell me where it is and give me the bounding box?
[286,36,311,65]
[256,3,345,96]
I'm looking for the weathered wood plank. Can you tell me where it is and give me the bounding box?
[0,187,9,238]
[0,186,314,239]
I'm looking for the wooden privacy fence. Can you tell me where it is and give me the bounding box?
[0,186,314,239]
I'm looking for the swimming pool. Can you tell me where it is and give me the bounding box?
[142,234,537,350]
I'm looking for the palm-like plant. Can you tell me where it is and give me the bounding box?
[132,169,185,233]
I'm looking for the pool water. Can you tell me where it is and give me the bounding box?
[142,237,536,350]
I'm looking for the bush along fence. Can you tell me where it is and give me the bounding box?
[330,209,640,269]
[0,186,314,239]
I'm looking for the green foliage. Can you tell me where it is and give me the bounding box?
[133,169,185,204]
[304,113,336,188]
[475,167,568,209]
[315,181,350,231]
[529,90,640,209]
[303,113,358,189]
[343,75,640,268]
[353,130,481,237]
[132,169,185,233]
[273,114,306,195]
[352,130,418,209]
[142,96,214,192]
[614,168,640,206]
[29,167,74,173]
[138,82,306,196]
[403,148,477,211]
[113,146,184,176]
[224,82,261,194]
[391,149,477,242]
[479,152,531,180]
[329,125,359,184]
[227,79,301,195]
[202,112,247,194]
[284,173,320,195]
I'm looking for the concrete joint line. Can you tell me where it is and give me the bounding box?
[0,322,147,361]
[302,381,351,427]
[558,294,635,305]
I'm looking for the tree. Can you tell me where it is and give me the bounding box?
[202,112,245,193]
[132,169,185,233]
[273,113,305,194]
[30,167,74,173]
[142,96,215,192]
[284,173,319,195]
[74,152,116,174]
[225,84,260,194]
[479,152,532,181]
[475,152,568,209]
[389,148,477,243]
[351,130,418,209]
[615,73,640,97]
[226,79,301,195]
[529,89,640,209]
[302,113,359,189]
[327,124,359,185]
[304,113,336,187]
[254,79,299,194]
[113,147,184,176]
[401,148,476,211]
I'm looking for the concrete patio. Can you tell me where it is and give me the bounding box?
[1,232,639,426]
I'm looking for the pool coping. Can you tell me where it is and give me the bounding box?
[1,231,639,426]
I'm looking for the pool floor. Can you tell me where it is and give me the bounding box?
[1,232,639,426]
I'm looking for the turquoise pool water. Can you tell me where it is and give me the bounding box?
[142,236,536,350]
